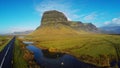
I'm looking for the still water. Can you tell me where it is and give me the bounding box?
[24,42,101,68]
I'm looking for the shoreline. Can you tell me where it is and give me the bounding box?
[31,43,112,68]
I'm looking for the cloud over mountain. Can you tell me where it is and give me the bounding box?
[104,17,120,25]
[34,0,81,21]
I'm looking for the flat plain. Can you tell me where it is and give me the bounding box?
[23,34,120,67]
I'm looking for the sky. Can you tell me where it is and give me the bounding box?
[0,0,120,34]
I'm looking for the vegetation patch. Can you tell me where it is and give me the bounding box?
[0,36,11,51]
[13,39,40,68]
[24,34,120,67]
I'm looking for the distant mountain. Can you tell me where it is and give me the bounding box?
[68,21,100,33]
[31,10,101,35]
[0,30,33,35]
[100,26,120,34]
[12,30,33,35]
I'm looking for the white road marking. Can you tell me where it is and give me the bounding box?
[0,42,12,68]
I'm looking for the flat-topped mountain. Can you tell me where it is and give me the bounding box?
[31,10,100,35]
[41,10,68,26]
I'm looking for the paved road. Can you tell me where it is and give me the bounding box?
[0,37,15,68]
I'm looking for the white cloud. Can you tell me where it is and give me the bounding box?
[104,17,120,25]
[112,18,120,24]
[34,0,81,21]
[33,0,102,25]
[83,12,97,21]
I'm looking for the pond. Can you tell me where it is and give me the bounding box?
[23,41,103,68]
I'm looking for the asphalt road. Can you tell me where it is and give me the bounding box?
[0,37,15,68]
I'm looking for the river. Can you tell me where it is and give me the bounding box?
[23,41,113,68]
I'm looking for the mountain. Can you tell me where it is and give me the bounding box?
[68,21,99,32]
[31,10,100,35]
[31,10,79,35]
[12,30,33,35]
[100,26,120,34]
[41,10,68,26]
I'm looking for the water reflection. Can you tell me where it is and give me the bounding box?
[24,42,99,68]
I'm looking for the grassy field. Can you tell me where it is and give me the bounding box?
[13,39,28,68]
[13,39,40,68]
[0,36,11,51]
[24,34,120,67]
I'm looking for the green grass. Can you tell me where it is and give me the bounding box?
[13,39,28,68]
[24,34,120,66]
[70,37,116,57]
[0,36,11,51]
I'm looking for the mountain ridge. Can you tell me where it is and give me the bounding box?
[100,25,120,34]
[31,10,100,35]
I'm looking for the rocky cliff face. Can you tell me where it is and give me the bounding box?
[83,23,98,32]
[67,21,99,32]
[41,10,68,26]
[41,10,98,31]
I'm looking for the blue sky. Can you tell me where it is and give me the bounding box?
[0,0,120,34]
